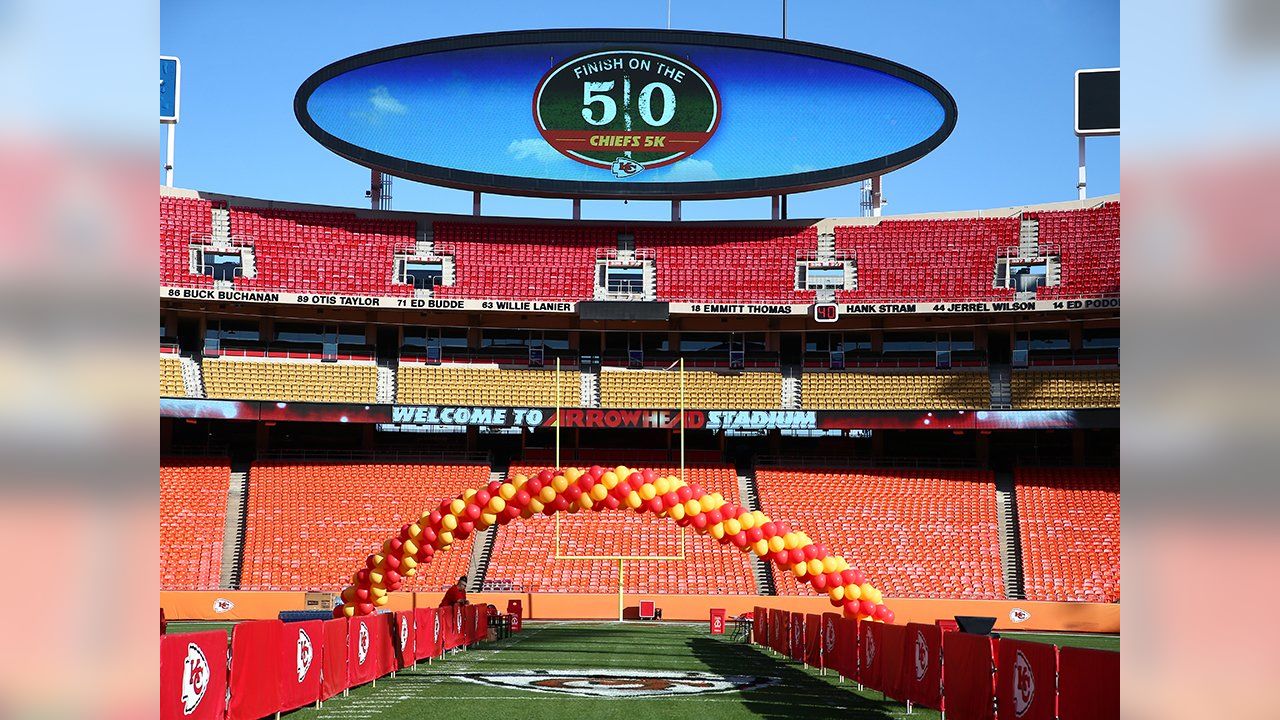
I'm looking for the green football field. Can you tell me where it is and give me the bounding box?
[168,621,1117,719]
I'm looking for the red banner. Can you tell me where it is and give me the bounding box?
[320,618,348,700]
[860,621,882,689]
[772,609,787,654]
[394,610,416,669]
[228,620,282,720]
[160,631,227,720]
[279,620,323,713]
[941,632,996,720]
[835,617,859,680]
[414,607,439,660]
[440,604,464,650]
[804,613,822,666]
[789,611,806,662]
[752,606,767,645]
[1057,647,1119,720]
[819,613,840,670]
[880,624,908,701]
[906,623,944,710]
[997,639,1057,720]
[347,613,393,686]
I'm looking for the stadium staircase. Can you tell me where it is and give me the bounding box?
[990,365,1012,409]
[781,365,802,409]
[1019,216,1040,258]
[995,470,1027,599]
[219,462,250,589]
[179,355,206,398]
[210,204,230,242]
[737,465,777,595]
[376,360,397,404]
[466,469,505,592]
[580,366,600,407]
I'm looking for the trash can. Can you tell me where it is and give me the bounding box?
[710,608,727,635]
[507,599,523,632]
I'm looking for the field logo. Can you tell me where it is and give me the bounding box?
[213,597,234,614]
[914,630,929,681]
[534,49,720,175]
[1012,649,1036,716]
[864,626,876,666]
[399,616,410,650]
[453,669,776,698]
[1009,607,1031,624]
[296,629,313,682]
[357,622,370,665]
[824,620,837,655]
[181,642,209,715]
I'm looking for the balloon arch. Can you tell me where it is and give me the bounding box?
[337,465,894,624]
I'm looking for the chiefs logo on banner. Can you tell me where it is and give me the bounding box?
[998,640,1057,720]
[279,621,323,713]
[348,614,392,687]
[160,631,226,720]
[789,612,806,662]
[906,623,943,710]
[860,621,881,689]
[819,613,841,670]
[394,611,416,669]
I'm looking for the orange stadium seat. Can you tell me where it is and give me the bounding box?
[484,464,757,594]
[160,458,230,590]
[1031,203,1120,298]
[635,226,818,304]
[432,222,607,301]
[1016,467,1119,602]
[239,461,491,591]
[755,467,1004,599]
[160,196,214,288]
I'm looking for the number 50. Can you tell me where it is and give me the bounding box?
[581,80,676,127]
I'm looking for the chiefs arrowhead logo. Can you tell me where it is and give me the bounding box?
[1009,607,1031,623]
[864,627,876,665]
[296,629,313,682]
[433,613,441,643]
[824,621,837,653]
[453,669,775,698]
[212,598,234,614]
[792,621,803,651]
[610,157,644,179]
[914,630,929,681]
[357,622,370,665]
[1013,649,1036,716]
[454,607,463,634]
[400,616,410,649]
[181,643,210,715]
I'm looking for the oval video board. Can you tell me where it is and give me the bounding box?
[296,30,956,199]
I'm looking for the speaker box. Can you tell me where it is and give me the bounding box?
[955,615,997,635]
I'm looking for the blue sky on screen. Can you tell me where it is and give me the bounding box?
[160,0,1119,221]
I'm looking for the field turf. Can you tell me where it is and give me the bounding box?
[164,621,1117,719]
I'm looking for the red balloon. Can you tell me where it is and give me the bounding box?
[577,475,596,491]
[770,550,790,567]
[464,504,482,520]
[454,526,472,541]
[676,485,693,502]
[849,569,865,586]
[641,469,656,482]
[355,588,370,602]
[840,569,857,586]
[428,510,443,525]
[399,524,413,541]
[859,599,876,617]
[663,491,680,507]
[788,548,806,565]
[503,505,521,520]
[691,513,708,530]
[588,465,604,478]
[525,478,544,494]
[842,600,859,618]
[388,538,403,554]
[687,483,703,498]
[829,595,843,608]
[811,543,828,559]
[384,554,400,571]
[537,469,554,483]
[745,527,763,543]
[514,489,532,506]
[730,533,749,548]
[365,555,378,570]
[474,490,491,506]
[356,602,374,616]
[775,522,792,536]
[415,545,434,561]
[563,485,583,502]
[552,497,570,512]
[760,522,777,538]
[706,509,723,525]
[385,569,401,586]
[604,496,621,510]
[873,604,890,621]
[801,544,818,561]
[421,528,437,544]
[810,573,828,590]
[884,609,896,624]
[487,480,502,494]
[825,571,843,588]
[646,497,665,513]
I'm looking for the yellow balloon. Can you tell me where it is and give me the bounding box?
[638,484,656,501]
[829,585,845,602]
[821,557,838,574]
[488,496,506,513]
[589,484,608,502]
[408,523,422,539]
[834,557,850,571]
[450,499,466,516]
[342,605,355,617]
[499,483,517,500]
[869,587,883,604]
[752,539,770,556]
[653,477,671,495]
[579,496,594,510]
[858,583,875,600]
[565,467,583,482]
[437,531,453,546]
[601,471,619,489]
[369,582,385,595]
[783,533,799,550]
[723,518,742,535]
[708,523,725,539]
[463,488,477,501]
[552,475,569,493]
[791,562,808,578]
[372,553,385,566]
[539,486,557,503]
[768,536,785,553]
[442,514,458,531]
[511,473,528,488]
[521,506,535,519]
[807,559,824,576]
[668,504,686,521]
[614,466,630,480]
[480,512,497,526]
[684,499,702,516]
[374,595,388,606]
[402,539,419,556]
[400,556,418,570]
[626,492,643,509]
[528,499,544,514]
[403,567,417,577]
[738,513,756,530]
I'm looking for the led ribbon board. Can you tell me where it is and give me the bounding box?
[296,29,956,199]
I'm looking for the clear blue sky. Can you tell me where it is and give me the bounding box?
[161,0,1118,221]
